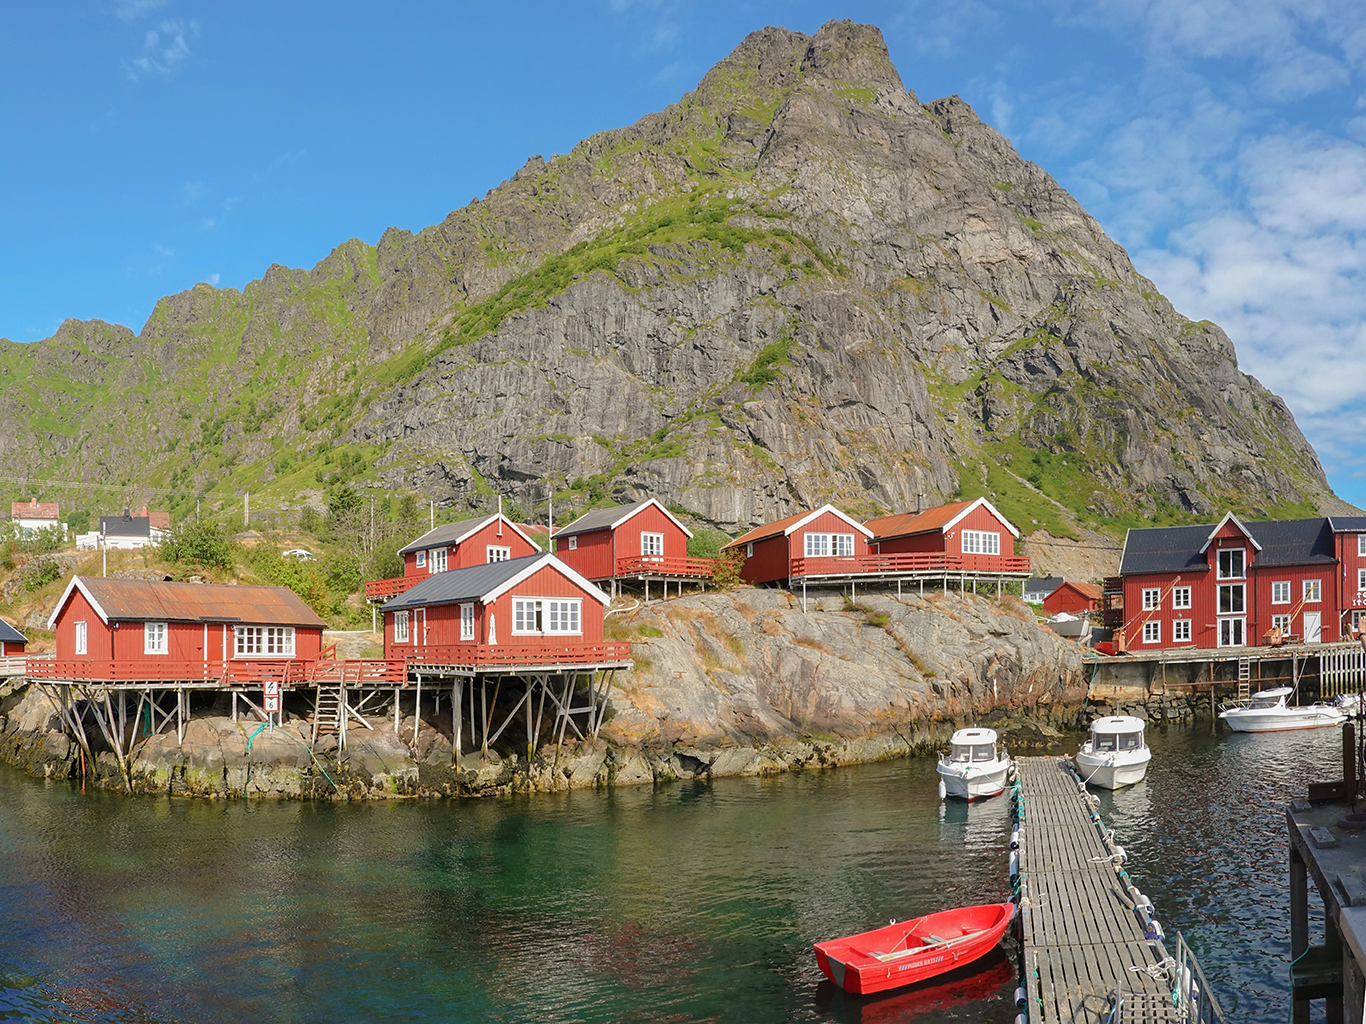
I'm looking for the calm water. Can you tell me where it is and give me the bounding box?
[0,722,1344,1023]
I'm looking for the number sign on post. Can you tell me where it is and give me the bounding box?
[263,679,281,714]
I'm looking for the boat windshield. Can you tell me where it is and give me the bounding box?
[949,743,997,762]
[1094,732,1117,752]
[1117,731,1143,751]
[1247,696,1283,710]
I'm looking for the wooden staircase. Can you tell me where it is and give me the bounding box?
[310,659,362,748]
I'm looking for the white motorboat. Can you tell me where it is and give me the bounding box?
[936,727,1013,800]
[1075,715,1152,789]
[1218,687,1348,732]
[1046,612,1088,637]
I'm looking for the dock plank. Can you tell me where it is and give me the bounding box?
[1013,756,1180,1023]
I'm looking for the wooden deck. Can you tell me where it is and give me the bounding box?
[1014,756,1182,1023]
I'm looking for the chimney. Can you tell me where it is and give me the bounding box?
[916,493,925,513]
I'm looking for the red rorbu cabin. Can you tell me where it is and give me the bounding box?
[41,576,326,681]
[1042,581,1102,616]
[365,513,541,601]
[0,617,26,657]
[382,552,625,668]
[864,498,1025,571]
[723,505,874,586]
[553,498,712,593]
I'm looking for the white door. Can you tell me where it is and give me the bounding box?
[1218,618,1245,647]
[1303,611,1321,644]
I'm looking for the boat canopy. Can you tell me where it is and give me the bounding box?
[947,727,999,763]
[949,728,998,745]
[1090,715,1146,753]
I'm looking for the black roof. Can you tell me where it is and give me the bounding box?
[100,515,150,537]
[381,553,546,611]
[1024,576,1064,595]
[1121,517,1337,576]
[1330,517,1366,532]
[398,515,499,556]
[555,499,661,539]
[0,617,25,645]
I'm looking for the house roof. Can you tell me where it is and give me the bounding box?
[864,497,1021,542]
[1330,517,1366,532]
[138,507,171,530]
[101,515,150,538]
[723,504,873,550]
[397,514,537,556]
[553,498,694,540]
[1199,511,1263,553]
[11,500,58,521]
[1120,516,1337,576]
[1052,580,1101,601]
[380,552,610,612]
[1024,576,1065,596]
[0,617,26,645]
[48,576,328,629]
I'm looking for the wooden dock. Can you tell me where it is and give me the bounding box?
[1013,756,1185,1023]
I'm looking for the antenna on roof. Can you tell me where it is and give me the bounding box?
[497,495,503,537]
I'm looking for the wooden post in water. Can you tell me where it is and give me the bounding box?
[452,680,461,762]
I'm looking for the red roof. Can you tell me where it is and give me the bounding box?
[11,500,59,521]
[865,501,976,540]
[725,510,813,549]
[53,576,327,628]
[1056,581,1101,600]
[138,507,171,530]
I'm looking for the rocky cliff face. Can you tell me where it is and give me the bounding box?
[0,21,1341,534]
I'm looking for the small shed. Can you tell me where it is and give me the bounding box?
[1043,581,1101,616]
[723,505,873,585]
[553,498,700,586]
[0,617,27,657]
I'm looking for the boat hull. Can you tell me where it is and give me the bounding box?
[1075,749,1151,789]
[1219,707,1346,732]
[936,761,1011,800]
[813,902,1013,995]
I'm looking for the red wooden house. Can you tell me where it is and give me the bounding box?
[553,498,712,591]
[1113,512,1361,652]
[1043,581,1101,616]
[864,498,1025,571]
[366,513,541,601]
[39,576,327,682]
[381,552,626,668]
[0,617,26,657]
[723,505,874,585]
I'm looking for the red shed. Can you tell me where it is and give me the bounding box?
[45,576,326,679]
[1042,581,1101,616]
[0,617,26,657]
[865,498,1022,570]
[381,552,618,667]
[553,498,712,590]
[723,505,873,586]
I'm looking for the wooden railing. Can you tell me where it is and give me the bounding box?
[25,656,406,686]
[615,555,717,578]
[364,575,420,600]
[788,552,1032,579]
[399,641,632,668]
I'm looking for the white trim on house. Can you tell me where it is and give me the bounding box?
[1199,511,1263,553]
[939,496,1022,539]
[403,514,541,557]
[781,504,874,539]
[479,553,612,607]
[47,577,113,629]
[555,498,695,540]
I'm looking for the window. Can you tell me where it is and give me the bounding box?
[1142,588,1161,611]
[487,546,511,563]
[512,598,582,635]
[1272,581,1290,604]
[1354,610,1366,634]
[430,548,447,573]
[1173,619,1191,642]
[1359,534,1366,557]
[1218,617,1245,647]
[1358,568,1366,594]
[962,530,1001,556]
[1217,549,1245,579]
[568,536,577,550]
[1172,587,1191,610]
[394,611,409,643]
[144,621,167,655]
[1218,584,1245,614]
[804,533,854,557]
[1304,580,1322,603]
[1143,620,1160,643]
[234,626,295,657]
[460,603,474,641]
[1272,614,1291,633]
[75,620,87,655]
[746,544,753,558]
[415,550,427,568]
[641,532,664,557]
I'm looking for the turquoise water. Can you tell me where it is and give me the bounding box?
[0,722,1344,1022]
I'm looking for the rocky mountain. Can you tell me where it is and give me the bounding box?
[0,21,1345,537]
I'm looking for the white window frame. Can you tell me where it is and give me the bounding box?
[234,625,296,658]
[1272,614,1291,633]
[430,547,447,573]
[1172,619,1192,643]
[641,532,665,557]
[1217,617,1246,647]
[512,597,582,635]
[1303,579,1322,604]
[460,603,475,642]
[1217,548,1245,580]
[804,533,830,558]
[415,550,426,568]
[1218,583,1246,615]
[1358,568,1366,594]
[1142,588,1161,611]
[487,546,511,563]
[75,620,87,655]
[1359,534,1366,557]
[1171,587,1191,610]
[962,530,1001,556]
[1353,610,1366,634]
[1143,620,1160,644]
[567,536,577,550]
[144,621,167,655]
[746,543,753,558]
[1272,581,1290,605]
[394,611,409,644]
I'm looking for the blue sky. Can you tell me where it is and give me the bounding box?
[4,1,1366,506]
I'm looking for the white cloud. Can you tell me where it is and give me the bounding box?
[112,0,167,22]
[206,273,220,286]
[124,18,198,80]
[152,243,174,257]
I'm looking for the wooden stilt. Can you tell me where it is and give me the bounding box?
[481,678,488,757]
[414,674,422,747]
[232,690,237,724]
[394,687,400,734]
[453,681,462,762]
[525,679,534,762]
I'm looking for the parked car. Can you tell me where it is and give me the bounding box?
[282,549,315,560]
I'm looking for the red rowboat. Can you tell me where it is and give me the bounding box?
[813,902,1014,995]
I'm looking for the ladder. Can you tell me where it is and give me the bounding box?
[310,661,361,748]
[1237,657,1251,701]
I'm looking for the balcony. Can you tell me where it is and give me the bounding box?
[788,552,1032,580]
[25,657,407,687]
[397,641,633,671]
[364,575,420,601]
[614,555,716,579]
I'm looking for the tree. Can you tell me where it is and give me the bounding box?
[163,516,235,570]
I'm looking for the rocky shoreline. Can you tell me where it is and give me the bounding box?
[0,589,1212,800]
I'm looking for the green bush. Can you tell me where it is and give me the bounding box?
[163,516,235,570]
[686,528,732,559]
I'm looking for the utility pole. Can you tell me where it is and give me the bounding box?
[244,491,250,528]
[369,495,375,554]
[430,500,434,530]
